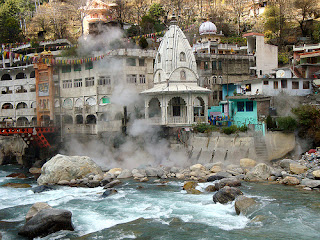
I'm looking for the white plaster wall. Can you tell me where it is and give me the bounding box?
[255,36,278,77]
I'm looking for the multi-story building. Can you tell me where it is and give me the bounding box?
[193,21,278,105]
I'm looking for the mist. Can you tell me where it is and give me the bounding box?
[59,26,191,170]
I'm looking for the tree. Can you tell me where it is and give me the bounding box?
[293,0,320,37]
[292,105,320,146]
[226,0,246,36]
[131,0,148,25]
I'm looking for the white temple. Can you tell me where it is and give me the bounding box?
[141,17,211,126]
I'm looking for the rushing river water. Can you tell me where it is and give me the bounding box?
[0,165,320,240]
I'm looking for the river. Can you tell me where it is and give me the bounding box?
[0,165,319,240]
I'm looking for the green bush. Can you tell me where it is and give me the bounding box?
[193,123,218,133]
[276,116,297,132]
[266,115,276,129]
[221,125,238,135]
[238,125,248,132]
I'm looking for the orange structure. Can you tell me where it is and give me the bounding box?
[33,50,55,127]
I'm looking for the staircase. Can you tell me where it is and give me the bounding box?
[254,133,269,162]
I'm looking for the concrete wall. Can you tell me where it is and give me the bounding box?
[172,131,296,165]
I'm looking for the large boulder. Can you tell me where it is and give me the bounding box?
[103,180,122,189]
[280,176,300,185]
[245,163,271,181]
[102,188,118,198]
[235,196,257,215]
[207,172,232,182]
[18,208,74,238]
[183,181,201,194]
[240,158,257,168]
[37,154,103,185]
[216,177,241,190]
[26,202,52,222]
[312,170,320,179]
[212,186,243,204]
[117,169,133,179]
[210,165,222,173]
[32,185,54,193]
[279,159,296,170]
[289,164,307,175]
[301,179,320,188]
[190,164,206,172]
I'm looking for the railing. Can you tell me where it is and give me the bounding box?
[167,116,187,124]
[64,124,97,135]
[194,116,206,123]
[146,117,162,124]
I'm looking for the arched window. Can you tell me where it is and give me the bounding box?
[1,74,12,81]
[158,73,161,82]
[16,72,26,79]
[100,96,110,105]
[157,53,161,63]
[180,70,186,80]
[180,52,186,62]
[75,98,83,108]
[63,98,73,109]
[76,115,83,124]
[30,71,35,78]
[86,97,96,106]
[16,102,28,109]
[2,103,13,109]
[31,102,36,109]
[86,114,96,124]
[17,117,29,126]
[63,115,73,124]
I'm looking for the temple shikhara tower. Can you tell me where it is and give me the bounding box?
[141,16,210,126]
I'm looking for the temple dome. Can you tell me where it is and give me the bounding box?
[199,21,217,35]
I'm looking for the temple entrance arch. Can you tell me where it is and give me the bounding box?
[193,97,205,122]
[148,98,161,118]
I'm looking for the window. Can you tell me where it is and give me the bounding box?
[126,74,136,84]
[62,65,71,73]
[74,78,83,88]
[260,70,262,75]
[74,64,81,71]
[263,80,269,85]
[218,60,222,70]
[212,61,217,70]
[180,70,186,80]
[237,101,244,112]
[274,81,278,89]
[246,101,253,112]
[126,58,136,66]
[98,76,111,85]
[85,61,93,70]
[292,81,299,89]
[139,74,146,84]
[85,77,95,87]
[62,80,72,88]
[139,58,145,66]
[180,52,186,61]
[204,61,209,70]
[303,81,309,89]
[281,80,287,88]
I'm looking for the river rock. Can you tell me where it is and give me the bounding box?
[210,165,222,173]
[29,167,42,179]
[240,158,257,168]
[280,176,300,185]
[289,164,307,175]
[26,202,52,222]
[234,195,257,215]
[312,170,320,179]
[103,179,122,189]
[117,169,133,179]
[132,169,146,178]
[58,180,69,185]
[6,172,27,178]
[140,177,149,182]
[212,186,243,204]
[279,159,296,170]
[216,177,241,189]
[145,167,158,177]
[175,173,185,179]
[102,188,118,198]
[207,172,232,182]
[32,185,54,193]
[245,163,271,181]
[37,154,103,185]
[205,185,217,192]
[2,183,31,188]
[18,209,74,238]
[87,180,100,188]
[301,179,320,188]
[183,181,201,194]
[108,168,122,176]
[190,164,205,172]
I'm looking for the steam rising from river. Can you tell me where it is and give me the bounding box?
[60,27,190,169]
